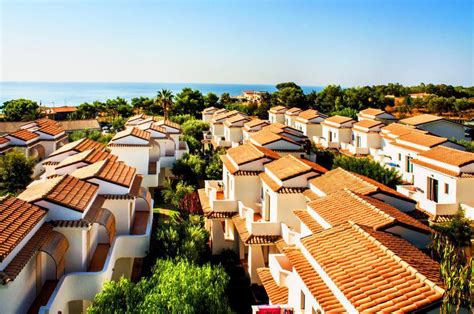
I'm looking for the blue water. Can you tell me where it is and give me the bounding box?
[0,82,323,106]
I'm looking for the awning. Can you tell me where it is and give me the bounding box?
[40,231,69,278]
[85,206,116,243]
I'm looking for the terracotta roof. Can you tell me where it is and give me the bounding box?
[18,175,98,212]
[8,129,39,141]
[324,115,354,125]
[359,108,385,116]
[226,143,280,166]
[269,105,287,113]
[283,247,345,312]
[309,167,413,201]
[0,224,54,284]
[302,189,319,201]
[417,146,474,167]
[50,138,105,157]
[232,214,280,245]
[202,106,218,113]
[285,107,302,115]
[244,118,268,129]
[38,124,65,136]
[56,148,116,169]
[297,109,327,121]
[300,222,443,312]
[148,124,167,134]
[353,119,384,129]
[400,114,443,126]
[112,127,151,142]
[306,189,430,233]
[381,123,422,137]
[396,132,447,148]
[259,172,310,194]
[155,119,181,130]
[411,159,462,177]
[293,209,324,233]
[197,188,211,215]
[265,155,324,181]
[0,196,47,262]
[71,159,136,187]
[0,137,9,145]
[251,130,293,145]
[127,114,147,122]
[46,106,77,113]
[257,268,289,304]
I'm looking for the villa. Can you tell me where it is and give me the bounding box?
[400,114,469,140]
[284,107,302,128]
[293,109,328,139]
[397,146,474,220]
[315,115,355,149]
[340,119,384,157]
[357,107,396,122]
[201,106,219,123]
[242,119,270,141]
[268,106,287,124]
[223,113,251,147]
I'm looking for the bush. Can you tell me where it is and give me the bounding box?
[332,155,402,188]
[68,129,114,144]
[0,149,35,195]
[88,260,231,314]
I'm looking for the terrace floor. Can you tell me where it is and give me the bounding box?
[28,280,58,314]
[216,191,225,200]
[132,211,150,235]
[88,244,110,272]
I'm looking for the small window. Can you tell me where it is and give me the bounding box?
[300,291,306,310]
[398,153,402,161]
[444,183,449,194]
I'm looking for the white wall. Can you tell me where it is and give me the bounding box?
[109,146,150,174]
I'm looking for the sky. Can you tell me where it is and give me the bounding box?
[0,0,473,86]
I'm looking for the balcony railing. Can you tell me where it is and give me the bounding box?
[205,180,238,212]
[39,205,153,314]
[269,254,292,287]
[239,201,280,236]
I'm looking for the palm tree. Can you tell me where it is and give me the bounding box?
[155,89,174,120]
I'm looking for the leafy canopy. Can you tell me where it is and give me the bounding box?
[0,149,35,195]
[1,99,40,121]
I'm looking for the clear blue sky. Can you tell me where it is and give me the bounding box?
[1,0,472,86]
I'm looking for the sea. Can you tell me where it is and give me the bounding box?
[0,82,323,107]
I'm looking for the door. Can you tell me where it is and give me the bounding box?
[356,136,361,147]
[427,177,438,202]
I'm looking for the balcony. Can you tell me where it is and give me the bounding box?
[205,180,238,213]
[281,223,299,246]
[269,254,292,287]
[252,305,293,314]
[239,202,281,237]
[39,203,153,314]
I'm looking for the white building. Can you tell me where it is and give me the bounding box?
[315,115,355,149]
[284,108,302,128]
[250,129,310,160]
[382,130,464,183]
[340,119,384,156]
[293,109,328,139]
[201,106,219,123]
[400,114,469,141]
[223,114,251,147]
[268,106,287,124]
[397,146,474,220]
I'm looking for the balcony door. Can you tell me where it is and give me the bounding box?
[427,177,438,202]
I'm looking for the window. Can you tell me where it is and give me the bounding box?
[300,291,306,310]
[356,136,361,148]
[406,156,413,173]
[427,177,439,202]
[329,131,333,142]
[398,153,402,161]
[444,183,449,194]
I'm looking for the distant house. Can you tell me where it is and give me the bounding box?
[357,107,396,122]
[43,106,77,120]
[400,114,469,141]
[284,107,302,128]
[268,106,287,124]
[316,115,355,149]
[294,109,328,139]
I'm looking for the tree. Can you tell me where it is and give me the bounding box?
[131,97,154,114]
[219,92,232,105]
[0,149,35,195]
[272,82,307,108]
[172,154,206,187]
[155,89,174,120]
[205,150,224,180]
[173,88,205,117]
[162,179,195,210]
[104,97,130,119]
[429,208,473,312]
[332,155,402,188]
[88,260,231,314]
[71,102,100,120]
[204,92,219,108]
[68,129,113,144]
[1,99,40,121]
[111,116,126,132]
[314,85,345,114]
[180,119,210,153]
[330,107,358,119]
[154,214,209,263]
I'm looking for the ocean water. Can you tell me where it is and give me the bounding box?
[0,82,323,107]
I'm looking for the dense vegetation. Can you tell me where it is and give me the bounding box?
[429,208,473,312]
[0,149,35,195]
[68,129,114,144]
